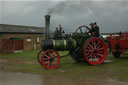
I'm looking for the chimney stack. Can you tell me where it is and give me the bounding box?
[45,15,50,39]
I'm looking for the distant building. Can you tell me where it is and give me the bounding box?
[0,24,45,54]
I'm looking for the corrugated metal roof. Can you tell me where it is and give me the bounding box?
[0,24,45,34]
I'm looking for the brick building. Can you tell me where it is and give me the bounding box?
[0,24,45,53]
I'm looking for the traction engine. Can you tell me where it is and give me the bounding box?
[37,15,107,69]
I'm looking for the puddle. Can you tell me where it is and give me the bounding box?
[0,72,128,85]
[0,59,8,64]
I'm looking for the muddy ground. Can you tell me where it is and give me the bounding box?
[1,72,128,85]
[0,59,128,85]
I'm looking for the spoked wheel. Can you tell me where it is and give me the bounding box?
[75,25,92,35]
[41,49,60,69]
[84,37,107,65]
[37,50,45,64]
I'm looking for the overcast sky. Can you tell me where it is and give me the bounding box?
[0,0,128,33]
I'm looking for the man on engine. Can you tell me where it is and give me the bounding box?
[93,22,100,37]
[90,22,100,37]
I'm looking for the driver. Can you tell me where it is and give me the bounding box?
[89,22,100,37]
[93,22,100,37]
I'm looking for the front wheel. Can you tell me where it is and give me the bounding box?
[37,49,60,69]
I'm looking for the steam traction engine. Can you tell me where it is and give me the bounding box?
[37,15,107,69]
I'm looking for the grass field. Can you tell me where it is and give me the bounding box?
[0,49,128,82]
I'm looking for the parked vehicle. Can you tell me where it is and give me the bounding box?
[107,32,128,58]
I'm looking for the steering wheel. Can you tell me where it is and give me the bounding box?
[75,25,92,35]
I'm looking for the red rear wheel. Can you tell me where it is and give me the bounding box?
[84,37,107,65]
[41,49,60,69]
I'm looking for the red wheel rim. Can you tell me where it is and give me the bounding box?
[37,50,45,64]
[41,49,60,69]
[85,38,107,65]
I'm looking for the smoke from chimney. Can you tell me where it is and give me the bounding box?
[47,1,67,15]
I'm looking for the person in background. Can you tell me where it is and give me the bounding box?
[58,24,62,38]
[58,24,65,39]
[54,24,65,39]
[54,27,59,39]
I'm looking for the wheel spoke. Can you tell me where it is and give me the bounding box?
[87,46,91,50]
[47,61,50,67]
[96,44,102,49]
[86,52,91,56]
[97,53,104,58]
[86,50,93,53]
[48,51,50,55]
[44,54,49,58]
[95,41,100,48]
[87,53,93,58]
[88,43,94,49]
[51,52,55,56]
[49,61,52,67]
[98,48,104,50]
[94,41,96,49]
[43,58,48,61]
[94,54,97,59]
